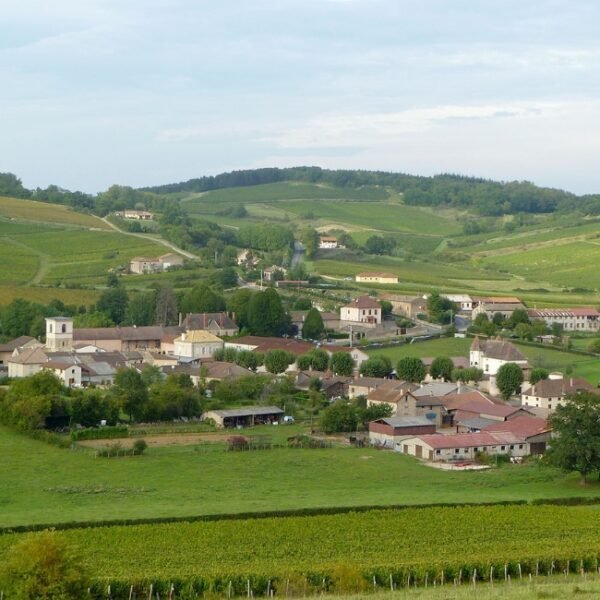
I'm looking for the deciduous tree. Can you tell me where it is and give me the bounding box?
[495,362,524,400]
[396,357,427,383]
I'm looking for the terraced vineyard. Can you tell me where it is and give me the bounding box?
[2,505,600,597]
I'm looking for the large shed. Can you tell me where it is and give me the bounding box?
[203,406,284,428]
[369,416,436,449]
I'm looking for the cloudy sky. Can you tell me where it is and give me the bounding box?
[2,0,600,193]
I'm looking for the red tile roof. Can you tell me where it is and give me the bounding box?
[483,416,551,439]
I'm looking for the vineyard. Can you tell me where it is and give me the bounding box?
[1,505,600,598]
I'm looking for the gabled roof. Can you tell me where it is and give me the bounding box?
[411,432,516,450]
[202,361,255,380]
[471,338,527,362]
[412,382,458,397]
[483,416,551,439]
[522,377,597,398]
[344,296,381,310]
[182,312,238,331]
[0,336,38,352]
[373,416,433,428]
[208,406,284,418]
[9,346,48,365]
[442,390,494,410]
[74,326,184,342]
[230,336,315,356]
[452,399,523,419]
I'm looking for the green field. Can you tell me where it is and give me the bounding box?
[2,425,600,529]
[367,337,600,384]
[0,198,186,302]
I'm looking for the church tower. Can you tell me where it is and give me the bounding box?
[45,316,73,352]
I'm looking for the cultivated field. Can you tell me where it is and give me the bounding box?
[1,505,600,594]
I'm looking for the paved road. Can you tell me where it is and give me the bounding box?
[291,241,304,268]
[101,217,198,259]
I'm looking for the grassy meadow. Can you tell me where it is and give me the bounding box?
[1,425,600,529]
[366,337,600,384]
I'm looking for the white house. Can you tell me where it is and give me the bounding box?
[469,337,528,376]
[319,236,338,249]
[8,346,49,378]
[340,296,382,326]
[521,375,597,411]
[442,294,473,312]
[43,362,82,387]
[173,331,224,359]
[356,272,399,285]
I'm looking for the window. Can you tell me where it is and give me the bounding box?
[436,450,441,455]
[61,324,67,333]
[454,449,460,454]
[510,445,514,450]
[501,446,505,451]
[48,324,53,333]
[519,444,524,449]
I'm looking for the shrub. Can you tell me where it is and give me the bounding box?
[132,439,148,455]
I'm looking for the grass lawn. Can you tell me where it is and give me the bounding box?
[367,337,600,384]
[2,425,600,528]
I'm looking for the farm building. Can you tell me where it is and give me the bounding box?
[527,308,600,332]
[400,431,531,462]
[369,416,436,448]
[356,272,399,284]
[129,253,184,274]
[116,210,154,220]
[203,406,284,428]
[482,416,552,455]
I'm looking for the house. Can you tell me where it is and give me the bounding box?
[472,297,525,320]
[347,376,392,398]
[129,253,184,274]
[292,371,350,399]
[381,294,428,319]
[469,337,528,376]
[442,294,473,312]
[42,361,82,387]
[200,361,256,384]
[521,376,598,411]
[452,399,534,431]
[117,210,154,220]
[8,346,49,378]
[203,406,284,428]
[236,249,259,269]
[356,272,399,285]
[483,416,552,455]
[367,381,420,416]
[129,257,163,274]
[291,311,340,332]
[0,336,42,366]
[400,431,531,462]
[527,308,600,332]
[173,331,224,359]
[369,416,436,448]
[340,296,382,326]
[319,236,338,249]
[263,265,286,281]
[182,312,239,337]
[226,336,315,356]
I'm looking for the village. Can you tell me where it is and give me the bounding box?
[1,280,598,469]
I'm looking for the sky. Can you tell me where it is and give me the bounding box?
[1,0,600,194]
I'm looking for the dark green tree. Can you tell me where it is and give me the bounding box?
[69,389,119,427]
[529,367,549,385]
[302,308,325,340]
[330,351,355,376]
[247,288,290,336]
[113,368,148,422]
[429,357,454,381]
[320,400,358,433]
[181,284,225,314]
[97,286,129,324]
[227,288,253,329]
[496,362,524,400]
[357,402,393,429]
[549,392,600,485]
[396,357,427,383]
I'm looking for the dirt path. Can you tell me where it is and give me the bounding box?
[4,236,51,286]
[77,432,234,449]
[100,217,198,260]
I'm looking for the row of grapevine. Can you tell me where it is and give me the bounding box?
[2,505,600,597]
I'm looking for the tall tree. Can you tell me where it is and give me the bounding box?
[301,308,325,340]
[112,368,148,422]
[359,356,392,378]
[330,352,355,376]
[549,392,600,485]
[154,286,179,325]
[396,357,427,383]
[264,349,295,374]
[429,357,454,381]
[247,288,290,336]
[97,286,129,324]
[181,284,225,314]
[227,288,253,329]
[495,362,524,400]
